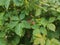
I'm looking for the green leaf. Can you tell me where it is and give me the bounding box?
[7,21,18,29]
[0,38,7,45]
[33,37,45,45]
[40,18,48,27]
[33,29,40,36]
[10,16,19,21]
[13,0,23,6]
[0,0,5,6]
[48,0,56,4]
[5,0,10,10]
[51,38,60,45]
[49,17,56,22]
[20,11,25,20]
[32,24,39,29]
[57,7,60,12]
[15,23,25,37]
[35,9,41,16]
[0,12,4,20]
[40,27,47,35]
[21,20,31,28]
[47,23,56,31]
[0,20,3,26]
[46,39,51,45]
[33,38,40,45]
[0,32,6,38]
[57,16,60,20]
[0,12,4,26]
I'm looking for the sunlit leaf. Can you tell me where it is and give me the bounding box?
[47,23,56,31]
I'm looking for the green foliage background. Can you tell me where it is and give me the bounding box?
[0,0,60,45]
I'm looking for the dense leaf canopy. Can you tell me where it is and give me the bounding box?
[0,0,60,45]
